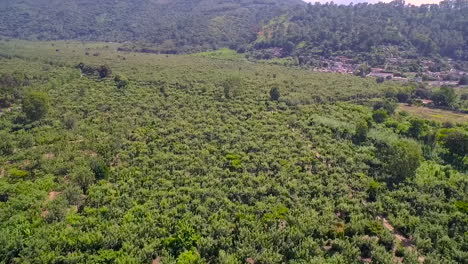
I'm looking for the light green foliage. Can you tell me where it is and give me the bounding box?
[176,250,205,264]
[7,168,28,178]
[0,41,466,264]
[218,250,240,264]
[193,49,244,60]
[70,165,95,192]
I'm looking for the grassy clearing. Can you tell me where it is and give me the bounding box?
[398,103,468,124]
[0,39,407,105]
[192,48,246,60]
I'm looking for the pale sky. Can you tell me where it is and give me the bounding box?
[302,0,442,5]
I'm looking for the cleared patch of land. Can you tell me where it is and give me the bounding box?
[398,104,468,123]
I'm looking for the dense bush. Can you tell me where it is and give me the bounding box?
[432,86,457,108]
[22,91,49,121]
[269,86,280,101]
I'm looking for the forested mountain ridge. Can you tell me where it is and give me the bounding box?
[251,0,468,61]
[0,0,467,61]
[0,0,304,53]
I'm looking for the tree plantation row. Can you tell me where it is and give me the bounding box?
[0,41,467,264]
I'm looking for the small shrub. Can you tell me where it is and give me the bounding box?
[8,168,28,178]
[98,65,112,79]
[354,121,369,143]
[222,76,242,99]
[458,74,468,85]
[114,75,129,89]
[63,114,78,130]
[372,109,388,123]
[269,86,280,101]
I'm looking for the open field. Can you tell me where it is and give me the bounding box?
[398,103,468,124]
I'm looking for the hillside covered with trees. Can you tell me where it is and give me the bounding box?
[0,0,303,53]
[251,0,468,63]
[0,0,467,61]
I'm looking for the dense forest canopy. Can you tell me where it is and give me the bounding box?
[0,0,304,52]
[252,0,468,60]
[0,0,467,60]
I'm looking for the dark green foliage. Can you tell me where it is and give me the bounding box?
[367,180,383,202]
[1,0,466,62]
[374,138,422,186]
[407,119,427,139]
[62,184,84,206]
[114,75,129,89]
[221,75,242,99]
[431,86,457,108]
[90,159,110,180]
[373,100,397,115]
[459,74,468,85]
[22,91,49,121]
[0,131,13,155]
[376,77,385,83]
[0,72,30,106]
[254,0,468,61]
[98,65,112,79]
[414,87,432,99]
[269,86,280,101]
[372,109,388,123]
[0,0,303,53]
[44,197,68,223]
[354,120,369,144]
[355,64,371,77]
[77,62,97,76]
[438,129,468,164]
[396,92,409,103]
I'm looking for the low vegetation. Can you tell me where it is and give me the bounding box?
[0,40,466,263]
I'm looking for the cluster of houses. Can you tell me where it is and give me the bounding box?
[315,56,355,74]
[314,56,467,86]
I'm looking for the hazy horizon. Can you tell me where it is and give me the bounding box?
[302,0,442,5]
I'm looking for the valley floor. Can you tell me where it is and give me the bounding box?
[0,40,466,264]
